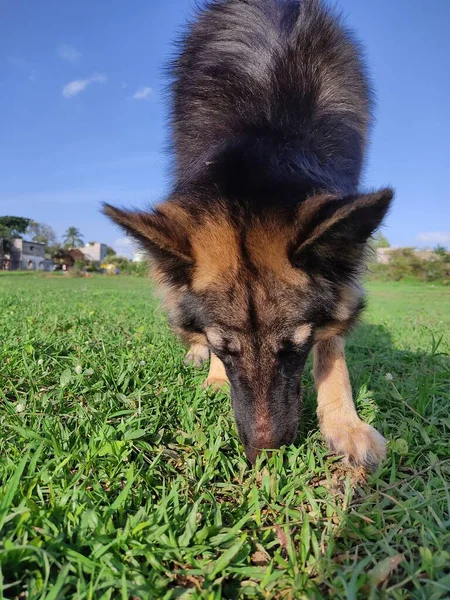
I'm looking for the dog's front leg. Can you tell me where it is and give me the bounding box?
[202,353,229,390]
[313,335,386,470]
[184,343,210,367]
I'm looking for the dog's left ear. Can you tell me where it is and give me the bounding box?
[291,188,394,279]
[103,202,194,285]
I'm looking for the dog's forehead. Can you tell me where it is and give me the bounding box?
[199,272,311,338]
[186,213,316,335]
[191,214,240,291]
[191,214,308,290]
[245,219,308,287]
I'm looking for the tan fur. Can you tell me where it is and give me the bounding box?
[314,322,349,342]
[296,192,337,224]
[173,327,207,349]
[246,220,309,287]
[192,214,240,291]
[313,336,386,468]
[205,328,242,353]
[293,323,312,345]
[190,212,311,293]
[158,200,192,227]
[184,343,209,367]
[203,353,229,390]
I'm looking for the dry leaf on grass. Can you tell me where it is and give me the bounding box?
[251,551,269,566]
[274,524,288,549]
[368,554,405,587]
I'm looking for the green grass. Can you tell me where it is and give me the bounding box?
[0,273,449,599]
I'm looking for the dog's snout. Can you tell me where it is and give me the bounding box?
[244,428,274,464]
[231,370,303,465]
[244,427,298,464]
[244,445,261,464]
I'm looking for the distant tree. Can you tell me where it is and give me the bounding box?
[88,241,97,245]
[0,216,31,238]
[49,243,63,257]
[27,221,58,250]
[105,245,116,257]
[371,232,390,249]
[63,227,84,248]
[433,245,449,259]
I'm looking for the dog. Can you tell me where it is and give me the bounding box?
[104,0,393,468]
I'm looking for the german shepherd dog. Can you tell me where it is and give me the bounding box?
[105,0,393,468]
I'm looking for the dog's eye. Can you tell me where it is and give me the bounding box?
[279,350,297,370]
[278,347,308,377]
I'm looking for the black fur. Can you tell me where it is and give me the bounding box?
[170,0,373,199]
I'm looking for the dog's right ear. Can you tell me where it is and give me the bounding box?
[103,202,194,285]
[289,188,394,281]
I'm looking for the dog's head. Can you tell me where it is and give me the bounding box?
[104,188,393,462]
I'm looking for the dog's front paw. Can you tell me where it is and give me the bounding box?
[202,377,229,391]
[325,420,386,471]
[184,344,209,367]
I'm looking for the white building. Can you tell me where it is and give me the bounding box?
[79,242,108,264]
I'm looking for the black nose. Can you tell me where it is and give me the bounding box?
[244,445,261,464]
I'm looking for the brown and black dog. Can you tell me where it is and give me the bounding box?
[105,0,393,468]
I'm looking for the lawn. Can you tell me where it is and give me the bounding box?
[0,273,449,599]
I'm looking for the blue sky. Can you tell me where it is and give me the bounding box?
[1,0,450,256]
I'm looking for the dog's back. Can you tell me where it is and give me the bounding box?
[171,0,372,198]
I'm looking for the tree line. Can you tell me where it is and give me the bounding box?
[0,216,115,256]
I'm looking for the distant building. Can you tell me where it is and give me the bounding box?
[79,242,108,264]
[376,247,436,264]
[9,238,47,271]
[376,248,395,264]
[0,238,11,270]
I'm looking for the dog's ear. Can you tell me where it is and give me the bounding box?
[103,202,194,285]
[291,188,394,281]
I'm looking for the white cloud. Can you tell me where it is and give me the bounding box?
[58,44,82,62]
[417,232,450,245]
[62,73,107,99]
[133,86,152,100]
[63,79,89,98]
